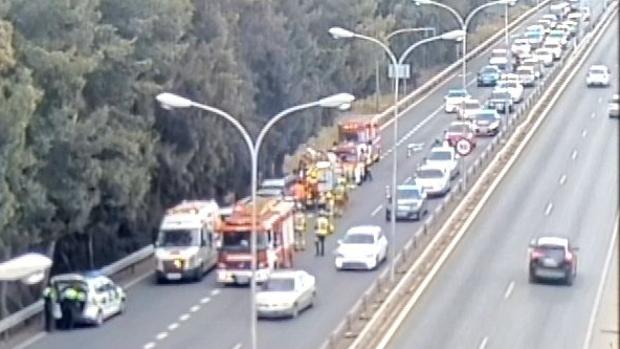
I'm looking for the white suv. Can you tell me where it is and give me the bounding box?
[586,65,610,87]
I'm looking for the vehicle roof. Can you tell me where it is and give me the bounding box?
[397,184,423,191]
[430,146,455,153]
[51,272,112,284]
[590,64,608,70]
[447,88,468,94]
[492,48,507,53]
[417,163,447,173]
[268,270,307,279]
[536,236,569,247]
[346,225,382,236]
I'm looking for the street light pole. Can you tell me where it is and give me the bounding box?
[156,92,354,349]
[329,27,464,282]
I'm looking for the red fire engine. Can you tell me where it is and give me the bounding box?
[337,116,381,164]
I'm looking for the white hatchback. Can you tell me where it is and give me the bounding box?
[414,164,451,197]
[586,65,610,87]
[335,226,388,270]
[256,270,316,318]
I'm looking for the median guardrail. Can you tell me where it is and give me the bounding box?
[319,1,618,348]
[0,244,154,342]
[372,0,552,130]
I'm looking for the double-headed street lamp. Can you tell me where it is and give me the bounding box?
[329,27,464,282]
[156,91,354,349]
[413,0,516,90]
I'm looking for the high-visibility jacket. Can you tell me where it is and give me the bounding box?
[294,212,306,230]
[293,183,306,201]
[315,217,330,236]
[43,286,57,301]
[334,185,346,200]
[61,287,86,302]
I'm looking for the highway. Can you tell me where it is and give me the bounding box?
[386,12,618,349]
[21,3,601,349]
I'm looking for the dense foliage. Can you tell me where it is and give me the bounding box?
[0,0,534,315]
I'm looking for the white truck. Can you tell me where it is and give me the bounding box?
[155,200,220,283]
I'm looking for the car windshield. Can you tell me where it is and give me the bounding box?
[447,90,466,98]
[491,92,511,100]
[590,67,606,74]
[221,231,268,251]
[491,51,506,58]
[343,233,374,244]
[429,151,452,161]
[526,32,541,38]
[397,188,422,200]
[475,112,497,122]
[481,67,497,74]
[416,169,444,179]
[157,229,200,247]
[262,278,295,292]
[517,67,532,74]
[537,245,566,260]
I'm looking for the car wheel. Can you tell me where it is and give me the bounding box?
[528,271,537,284]
[565,271,574,286]
[291,303,299,318]
[118,299,126,315]
[385,212,391,222]
[95,309,104,326]
[309,291,316,308]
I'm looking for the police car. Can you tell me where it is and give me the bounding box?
[51,272,127,326]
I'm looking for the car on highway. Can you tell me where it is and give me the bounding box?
[457,98,482,120]
[485,90,514,114]
[385,184,428,221]
[444,88,471,113]
[520,57,544,79]
[528,236,578,285]
[425,145,460,179]
[537,18,556,33]
[413,164,451,197]
[547,29,570,48]
[494,79,524,103]
[524,30,544,49]
[567,9,589,24]
[443,121,476,148]
[525,24,546,35]
[555,23,573,38]
[335,225,388,270]
[511,38,531,58]
[563,19,579,36]
[51,273,127,326]
[586,65,610,87]
[255,270,316,318]
[542,41,563,61]
[471,109,501,136]
[477,65,502,86]
[489,48,509,70]
[534,48,554,67]
[609,94,619,118]
[516,66,537,87]
[550,2,571,20]
[542,13,559,23]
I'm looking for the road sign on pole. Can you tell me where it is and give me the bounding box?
[388,64,411,79]
[455,138,473,157]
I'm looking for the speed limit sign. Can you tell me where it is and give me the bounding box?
[455,138,473,157]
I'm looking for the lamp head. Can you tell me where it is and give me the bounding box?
[156,93,194,109]
[318,93,356,108]
[440,29,466,41]
[328,27,356,39]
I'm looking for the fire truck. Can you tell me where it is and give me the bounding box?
[337,116,381,165]
[155,200,220,283]
[333,143,365,186]
[216,197,295,285]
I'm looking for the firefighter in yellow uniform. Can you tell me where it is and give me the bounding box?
[333,178,347,217]
[325,191,335,222]
[293,204,307,251]
[314,211,333,256]
[307,171,318,209]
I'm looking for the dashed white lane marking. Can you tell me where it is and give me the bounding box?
[478,336,489,349]
[404,176,412,184]
[231,343,242,349]
[504,281,515,299]
[168,323,179,331]
[210,289,221,296]
[371,205,383,216]
[581,129,588,138]
[179,313,190,322]
[571,149,578,160]
[545,202,553,216]
[190,305,201,313]
[144,342,156,349]
[591,112,596,118]
[559,174,567,185]
[156,332,168,341]
[200,297,211,304]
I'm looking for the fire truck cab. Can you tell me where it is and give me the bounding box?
[216,198,295,285]
[337,117,381,165]
[155,200,220,283]
[334,143,365,185]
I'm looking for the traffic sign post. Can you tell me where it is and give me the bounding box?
[454,138,473,189]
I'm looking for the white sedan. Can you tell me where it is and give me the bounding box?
[494,80,524,103]
[586,65,610,87]
[255,270,316,318]
[444,89,471,113]
[414,164,451,197]
[335,225,388,270]
[425,145,460,179]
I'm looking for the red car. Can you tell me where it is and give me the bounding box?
[443,121,477,148]
[528,236,578,285]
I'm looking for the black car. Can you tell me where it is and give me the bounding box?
[528,236,578,285]
[485,91,514,114]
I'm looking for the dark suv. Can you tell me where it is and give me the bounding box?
[528,236,577,285]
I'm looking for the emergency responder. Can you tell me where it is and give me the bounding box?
[293,204,307,251]
[307,171,318,209]
[325,191,335,220]
[42,282,58,332]
[314,211,330,256]
[292,180,306,207]
[362,149,373,182]
[333,178,347,217]
[59,283,86,330]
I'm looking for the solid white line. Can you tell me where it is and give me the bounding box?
[11,333,46,349]
[371,205,383,216]
[168,323,179,331]
[503,281,515,299]
[404,176,412,184]
[581,215,619,349]
[231,343,242,349]
[559,174,567,185]
[478,336,489,349]
[571,149,578,160]
[544,202,553,216]
[156,332,168,340]
[179,313,190,322]
[190,305,200,312]
[210,289,221,296]
[581,129,588,138]
[200,297,211,304]
[144,343,156,349]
